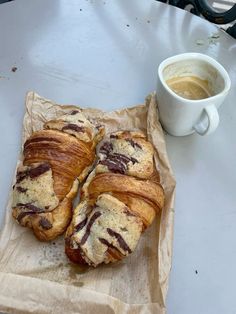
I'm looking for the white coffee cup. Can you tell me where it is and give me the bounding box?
[156,53,231,136]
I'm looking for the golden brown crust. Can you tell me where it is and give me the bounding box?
[32,197,72,241]
[23,129,95,199]
[87,173,164,211]
[65,130,165,266]
[65,244,87,265]
[12,112,104,241]
[109,192,156,229]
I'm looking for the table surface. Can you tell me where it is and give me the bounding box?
[0,0,236,313]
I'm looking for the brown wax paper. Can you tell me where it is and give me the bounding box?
[0,92,176,314]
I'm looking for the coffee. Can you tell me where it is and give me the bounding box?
[166,76,213,100]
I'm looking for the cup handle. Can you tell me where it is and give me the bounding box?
[194,105,219,136]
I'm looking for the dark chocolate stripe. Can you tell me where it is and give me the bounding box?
[39,217,52,230]
[16,172,28,184]
[112,153,131,163]
[17,211,34,222]
[107,228,132,253]
[100,159,125,174]
[16,163,50,184]
[105,155,126,166]
[100,152,134,174]
[62,124,84,132]
[71,110,80,115]
[29,164,50,179]
[16,203,44,212]
[80,212,102,245]
[99,238,121,252]
[125,138,142,149]
[100,149,138,174]
[75,217,88,233]
[110,134,118,139]
[109,153,138,164]
[99,142,113,155]
[112,153,138,165]
[16,186,27,193]
[130,157,138,164]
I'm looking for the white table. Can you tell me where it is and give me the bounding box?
[0,0,236,313]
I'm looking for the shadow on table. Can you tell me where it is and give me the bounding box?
[0,0,13,4]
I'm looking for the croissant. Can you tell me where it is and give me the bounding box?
[12,109,104,241]
[65,131,165,266]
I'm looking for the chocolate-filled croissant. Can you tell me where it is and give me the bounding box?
[12,110,104,241]
[65,131,164,266]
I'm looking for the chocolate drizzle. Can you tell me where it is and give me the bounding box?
[112,153,130,163]
[126,138,142,149]
[80,211,102,245]
[17,211,33,222]
[100,152,138,174]
[16,164,50,184]
[62,124,84,133]
[99,238,121,252]
[100,142,113,155]
[100,159,126,174]
[70,110,80,115]
[99,139,139,174]
[75,217,88,232]
[16,203,44,213]
[16,186,27,193]
[110,134,118,139]
[107,228,132,253]
[28,164,50,179]
[130,157,138,164]
[113,153,138,164]
[16,202,45,223]
[39,217,53,230]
